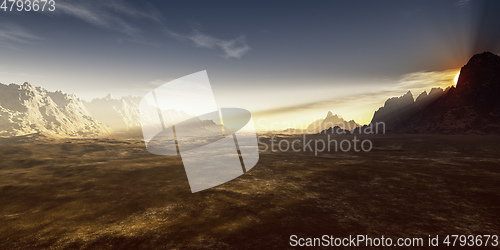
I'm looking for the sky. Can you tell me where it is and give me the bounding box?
[1,0,500,130]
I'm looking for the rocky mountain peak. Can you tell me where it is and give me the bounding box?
[415,91,428,103]
[83,95,142,131]
[21,82,33,88]
[307,111,359,133]
[383,91,414,109]
[371,52,500,134]
[457,51,500,94]
[0,82,111,137]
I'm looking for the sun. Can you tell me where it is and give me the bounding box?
[454,72,460,86]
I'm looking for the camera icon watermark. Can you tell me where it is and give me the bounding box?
[139,71,259,193]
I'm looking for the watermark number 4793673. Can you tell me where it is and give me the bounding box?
[1,0,55,12]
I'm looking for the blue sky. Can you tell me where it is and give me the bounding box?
[1,0,499,128]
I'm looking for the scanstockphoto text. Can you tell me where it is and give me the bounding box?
[257,122,386,155]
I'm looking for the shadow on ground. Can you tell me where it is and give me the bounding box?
[0,134,499,249]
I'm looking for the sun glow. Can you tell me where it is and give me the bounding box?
[454,72,460,86]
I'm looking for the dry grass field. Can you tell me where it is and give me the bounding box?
[0,133,499,249]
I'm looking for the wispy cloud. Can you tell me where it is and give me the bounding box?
[55,1,251,58]
[0,23,41,48]
[56,0,160,38]
[456,0,471,8]
[395,69,457,93]
[253,69,459,125]
[0,24,39,44]
[166,29,251,59]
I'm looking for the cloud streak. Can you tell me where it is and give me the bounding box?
[55,0,251,58]
[0,23,40,48]
[253,69,459,125]
[56,0,160,38]
[456,0,471,8]
[166,29,251,59]
[395,69,457,93]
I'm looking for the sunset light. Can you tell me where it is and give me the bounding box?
[454,72,460,86]
[1,0,500,248]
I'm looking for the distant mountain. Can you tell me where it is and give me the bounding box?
[84,95,198,133]
[371,51,500,134]
[83,94,142,131]
[371,88,449,131]
[307,111,359,133]
[0,82,111,137]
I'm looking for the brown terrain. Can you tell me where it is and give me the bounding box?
[0,133,499,249]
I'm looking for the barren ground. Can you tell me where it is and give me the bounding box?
[0,134,499,249]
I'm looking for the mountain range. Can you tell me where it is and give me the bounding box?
[0,84,223,138]
[371,52,500,134]
[1,52,498,137]
[307,111,359,133]
[83,94,142,132]
[370,87,449,131]
[0,82,111,137]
